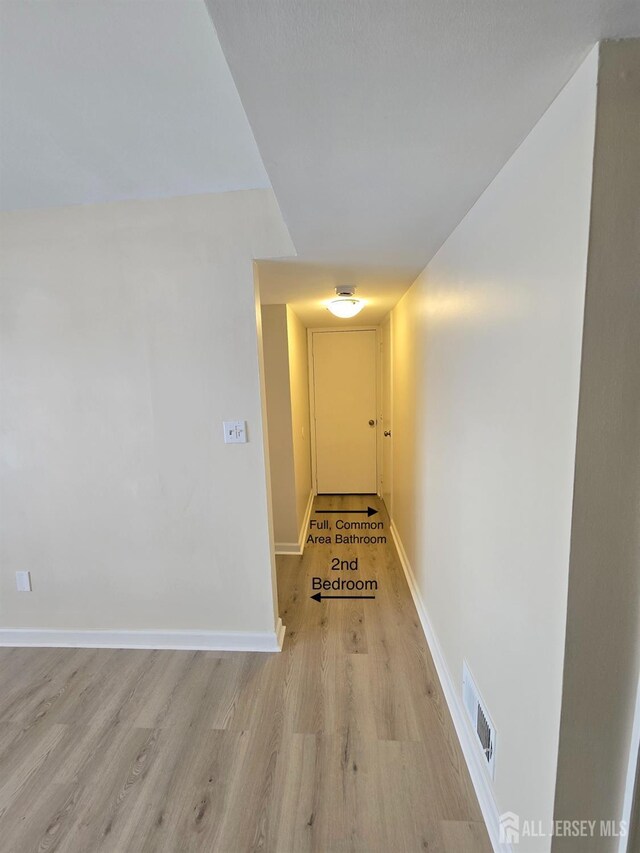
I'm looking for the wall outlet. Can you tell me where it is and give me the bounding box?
[16,571,32,592]
[223,420,247,444]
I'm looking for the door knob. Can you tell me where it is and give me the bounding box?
[384,430,391,437]
[368,419,376,426]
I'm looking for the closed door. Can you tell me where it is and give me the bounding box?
[311,329,378,494]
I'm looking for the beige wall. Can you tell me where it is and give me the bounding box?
[0,189,294,639]
[389,48,598,850]
[261,304,312,551]
[553,40,640,852]
[286,306,312,535]
[262,305,299,545]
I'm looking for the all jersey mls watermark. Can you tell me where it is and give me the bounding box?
[499,811,628,845]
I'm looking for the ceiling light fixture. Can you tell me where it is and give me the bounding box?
[327,286,364,319]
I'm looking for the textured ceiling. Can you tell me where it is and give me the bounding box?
[3,1,638,325]
[209,0,639,282]
[0,0,270,210]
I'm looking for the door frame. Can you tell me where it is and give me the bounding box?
[381,312,393,517]
[308,325,381,496]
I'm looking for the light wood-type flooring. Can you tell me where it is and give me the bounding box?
[0,495,491,852]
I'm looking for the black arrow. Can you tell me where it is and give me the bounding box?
[315,506,378,517]
[310,592,376,602]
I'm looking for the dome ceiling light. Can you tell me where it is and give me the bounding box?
[327,286,364,319]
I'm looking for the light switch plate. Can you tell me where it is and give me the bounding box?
[223,420,247,444]
[16,571,32,592]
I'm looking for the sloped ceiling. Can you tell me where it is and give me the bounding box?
[208,0,639,281]
[3,1,638,324]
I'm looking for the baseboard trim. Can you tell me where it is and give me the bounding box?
[0,619,286,653]
[299,488,315,549]
[275,616,286,651]
[275,489,314,556]
[389,520,509,853]
[274,542,301,555]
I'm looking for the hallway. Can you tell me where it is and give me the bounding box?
[272,494,491,851]
[2,4,639,846]
[0,495,490,852]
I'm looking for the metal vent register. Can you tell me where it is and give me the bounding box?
[463,661,496,778]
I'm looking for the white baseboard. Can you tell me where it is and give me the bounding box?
[274,541,302,555]
[389,521,509,853]
[275,489,314,556]
[0,617,286,653]
[275,616,286,651]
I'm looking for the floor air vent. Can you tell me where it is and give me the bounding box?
[462,662,496,778]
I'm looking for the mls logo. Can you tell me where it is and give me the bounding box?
[499,811,520,844]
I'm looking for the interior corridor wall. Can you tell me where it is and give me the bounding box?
[261,304,299,546]
[285,305,312,537]
[389,48,598,850]
[0,189,294,639]
[552,40,640,852]
[261,303,311,551]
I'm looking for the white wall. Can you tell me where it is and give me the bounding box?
[389,49,598,849]
[262,304,299,546]
[286,306,312,535]
[0,189,294,642]
[552,40,640,853]
[260,304,311,552]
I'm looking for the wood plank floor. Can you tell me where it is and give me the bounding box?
[0,495,491,852]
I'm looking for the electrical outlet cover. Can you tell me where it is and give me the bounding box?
[16,571,32,592]
[223,420,247,444]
